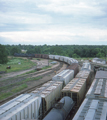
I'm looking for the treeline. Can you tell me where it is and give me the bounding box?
[5,44,107,58]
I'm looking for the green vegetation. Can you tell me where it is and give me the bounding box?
[23,70,37,74]
[4,44,107,58]
[11,84,28,93]
[42,66,51,70]
[0,92,12,100]
[0,76,42,100]
[0,44,8,64]
[24,76,42,82]
[0,57,36,72]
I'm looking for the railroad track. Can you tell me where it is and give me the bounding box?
[0,62,66,105]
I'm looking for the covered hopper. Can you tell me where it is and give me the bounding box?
[62,78,86,106]
[73,98,107,120]
[75,70,91,85]
[95,70,107,79]
[86,78,107,100]
[52,69,74,86]
[0,94,41,120]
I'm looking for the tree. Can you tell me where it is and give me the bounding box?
[0,44,8,64]
[10,47,21,55]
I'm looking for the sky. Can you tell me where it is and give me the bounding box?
[0,0,107,45]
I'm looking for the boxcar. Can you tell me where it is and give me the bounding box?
[66,63,79,77]
[35,54,42,58]
[41,54,49,59]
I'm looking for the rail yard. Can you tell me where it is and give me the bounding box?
[0,54,107,120]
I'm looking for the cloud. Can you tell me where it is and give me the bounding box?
[0,0,107,45]
[0,11,52,25]
[37,0,106,17]
[0,26,107,45]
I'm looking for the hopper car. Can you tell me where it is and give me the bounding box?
[1,54,95,120]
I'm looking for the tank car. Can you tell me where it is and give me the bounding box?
[43,96,75,120]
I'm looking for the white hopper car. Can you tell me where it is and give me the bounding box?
[32,81,63,118]
[52,69,74,86]
[0,94,41,120]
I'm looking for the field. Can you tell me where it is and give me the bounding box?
[0,57,36,73]
[0,57,60,101]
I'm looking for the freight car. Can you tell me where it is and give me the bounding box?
[43,96,75,120]
[52,69,74,86]
[0,93,41,120]
[81,62,91,71]
[61,78,87,107]
[48,55,78,65]
[66,63,79,77]
[86,70,107,100]
[59,56,64,61]
[35,54,42,58]
[75,70,91,86]
[72,98,107,120]
[32,81,63,118]
[14,53,35,57]
[41,54,49,59]
[48,55,55,59]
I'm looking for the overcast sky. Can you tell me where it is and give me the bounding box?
[0,0,107,45]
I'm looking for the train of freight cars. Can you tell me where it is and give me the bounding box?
[14,53,78,65]
[73,70,107,120]
[0,55,91,120]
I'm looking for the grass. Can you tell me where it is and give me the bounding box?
[24,76,42,82]
[0,57,36,73]
[0,84,28,100]
[0,92,12,100]
[0,76,42,92]
[11,84,28,93]
[0,76,42,100]
[22,70,37,75]
[42,66,51,70]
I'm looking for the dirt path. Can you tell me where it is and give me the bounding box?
[0,62,67,105]
[0,59,56,81]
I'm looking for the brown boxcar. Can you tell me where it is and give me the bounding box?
[35,54,42,58]
[41,54,49,59]
[66,63,79,77]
